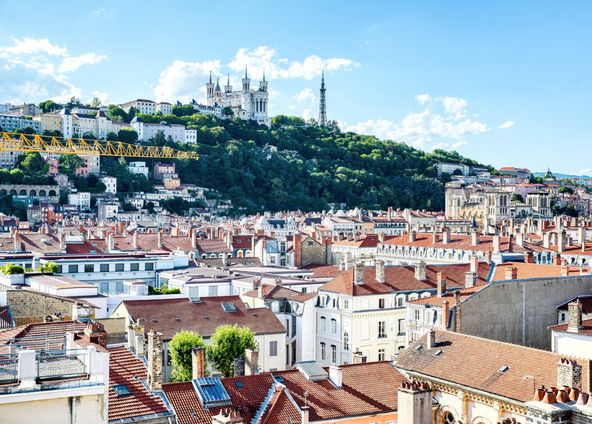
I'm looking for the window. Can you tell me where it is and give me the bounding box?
[378,348,386,361]
[378,321,386,338]
[116,282,123,294]
[56,265,62,273]
[130,263,139,271]
[331,318,337,334]
[321,316,326,333]
[396,296,405,308]
[84,264,94,273]
[100,282,109,294]
[344,299,349,309]
[332,298,337,308]
[414,310,421,320]
[379,298,385,309]
[343,332,349,351]
[398,319,406,336]
[270,341,278,357]
[331,345,337,363]
[115,263,124,272]
[208,285,218,296]
[443,412,456,424]
[68,264,78,273]
[291,317,297,337]
[320,342,326,360]
[145,262,154,271]
[100,264,109,272]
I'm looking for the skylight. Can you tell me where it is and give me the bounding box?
[193,377,232,408]
[234,380,244,388]
[221,302,237,312]
[113,384,132,396]
[498,365,509,373]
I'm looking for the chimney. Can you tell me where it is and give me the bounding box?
[157,230,163,249]
[557,230,566,253]
[436,272,446,297]
[524,251,534,263]
[107,232,114,253]
[13,230,21,252]
[192,346,205,379]
[294,233,303,268]
[378,233,384,243]
[505,266,518,280]
[579,226,586,247]
[492,235,501,253]
[560,265,569,277]
[245,349,259,376]
[375,259,385,283]
[60,232,66,251]
[84,321,107,348]
[465,271,477,288]
[408,230,417,243]
[354,263,365,285]
[454,291,462,332]
[543,232,551,249]
[471,230,480,246]
[329,365,343,388]
[442,227,450,244]
[553,254,562,266]
[426,329,436,349]
[470,255,479,273]
[567,300,583,332]
[301,406,310,424]
[414,261,427,281]
[557,358,583,391]
[432,232,439,244]
[133,231,138,250]
[516,232,524,247]
[441,300,449,329]
[212,410,244,424]
[191,228,197,249]
[147,329,163,390]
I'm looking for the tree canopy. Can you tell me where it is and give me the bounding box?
[207,324,257,377]
[168,331,206,382]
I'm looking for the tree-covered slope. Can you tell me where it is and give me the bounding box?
[124,112,487,214]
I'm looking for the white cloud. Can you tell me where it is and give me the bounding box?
[341,95,488,150]
[228,46,357,80]
[293,88,316,103]
[154,59,220,103]
[578,168,592,176]
[0,37,106,103]
[498,120,515,129]
[91,90,110,105]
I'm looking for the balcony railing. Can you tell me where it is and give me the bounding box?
[0,354,18,384]
[36,349,88,381]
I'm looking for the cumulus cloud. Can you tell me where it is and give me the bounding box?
[153,59,221,103]
[0,37,107,103]
[91,90,110,105]
[293,88,316,103]
[498,120,515,129]
[228,46,357,80]
[340,95,489,150]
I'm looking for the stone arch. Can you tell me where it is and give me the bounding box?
[29,189,36,196]
[49,190,56,196]
[0,189,6,195]
[19,189,26,196]
[9,189,16,195]
[39,190,46,196]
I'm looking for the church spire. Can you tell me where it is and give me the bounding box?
[319,70,327,126]
[262,67,266,82]
[245,64,248,79]
[209,70,212,84]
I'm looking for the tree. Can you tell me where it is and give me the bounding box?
[18,152,48,174]
[0,263,24,275]
[172,105,196,117]
[511,193,524,203]
[37,262,58,273]
[89,97,102,108]
[107,105,128,122]
[222,107,234,117]
[106,131,118,141]
[207,325,257,377]
[118,128,139,144]
[558,186,573,195]
[168,331,206,382]
[58,154,86,177]
[39,100,61,113]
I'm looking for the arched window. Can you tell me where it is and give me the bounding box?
[331,318,337,334]
[331,345,337,363]
[443,411,456,424]
[320,316,326,333]
[320,342,326,360]
[343,332,349,350]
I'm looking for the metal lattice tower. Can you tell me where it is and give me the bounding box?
[318,70,327,126]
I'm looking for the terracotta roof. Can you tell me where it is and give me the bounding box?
[195,239,231,254]
[232,235,253,249]
[120,296,286,340]
[395,330,592,403]
[382,232,534,253]
[549,318,592,335]
[274,361,403,421]
[261,385,301,424]
[490,262,590,281]
[108,346,171,422]
[321,263,490,296]
[332,234,384,248]
[301,264,343,279]
[242,284,316,302]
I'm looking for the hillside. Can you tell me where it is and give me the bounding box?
[106,112,488,215]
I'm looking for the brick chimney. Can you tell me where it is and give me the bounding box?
[191,228,197,249]
[470,255,479,273]
[294,233,303,268]
[465,271,477,288]
[192,346,205,379]
[557,358,583,391]
[245,349,259,376]
[375,259,385,284]
[567,300,583,332]
[133,231,138,250]
[471,230,480,246]
[13,230,21,252]
[553,254,562,266]
[397,380,432,424]
[408,230,417,243]
[432,232,439,244]
[147,329,163,390]
[505,266,518,280]
[557,230,566,253]
[84,321,107,348]
[414,261,427,281]
[157,230,163,249]
[441,300,449,329]
[436,272,446,297]
[442,228,450,244]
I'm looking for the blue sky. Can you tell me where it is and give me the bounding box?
[0,1,591,174]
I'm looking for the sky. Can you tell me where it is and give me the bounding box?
[0,0,591,174]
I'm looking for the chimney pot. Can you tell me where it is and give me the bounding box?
[426,329,436,349]
[567,300,583,332]
[504,265,517,280]
[414,261,427,281]
[436,272,446,297]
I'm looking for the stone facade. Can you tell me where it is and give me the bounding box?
[7,289,93,325]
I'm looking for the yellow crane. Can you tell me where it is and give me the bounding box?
[0,132,199,160]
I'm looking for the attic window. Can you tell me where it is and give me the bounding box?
[234,381,244,388]
[414,345,423,351]
[498,365,509,373]
[113,384,132,396]
[221,303,237,312]
[434,349,443,356]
